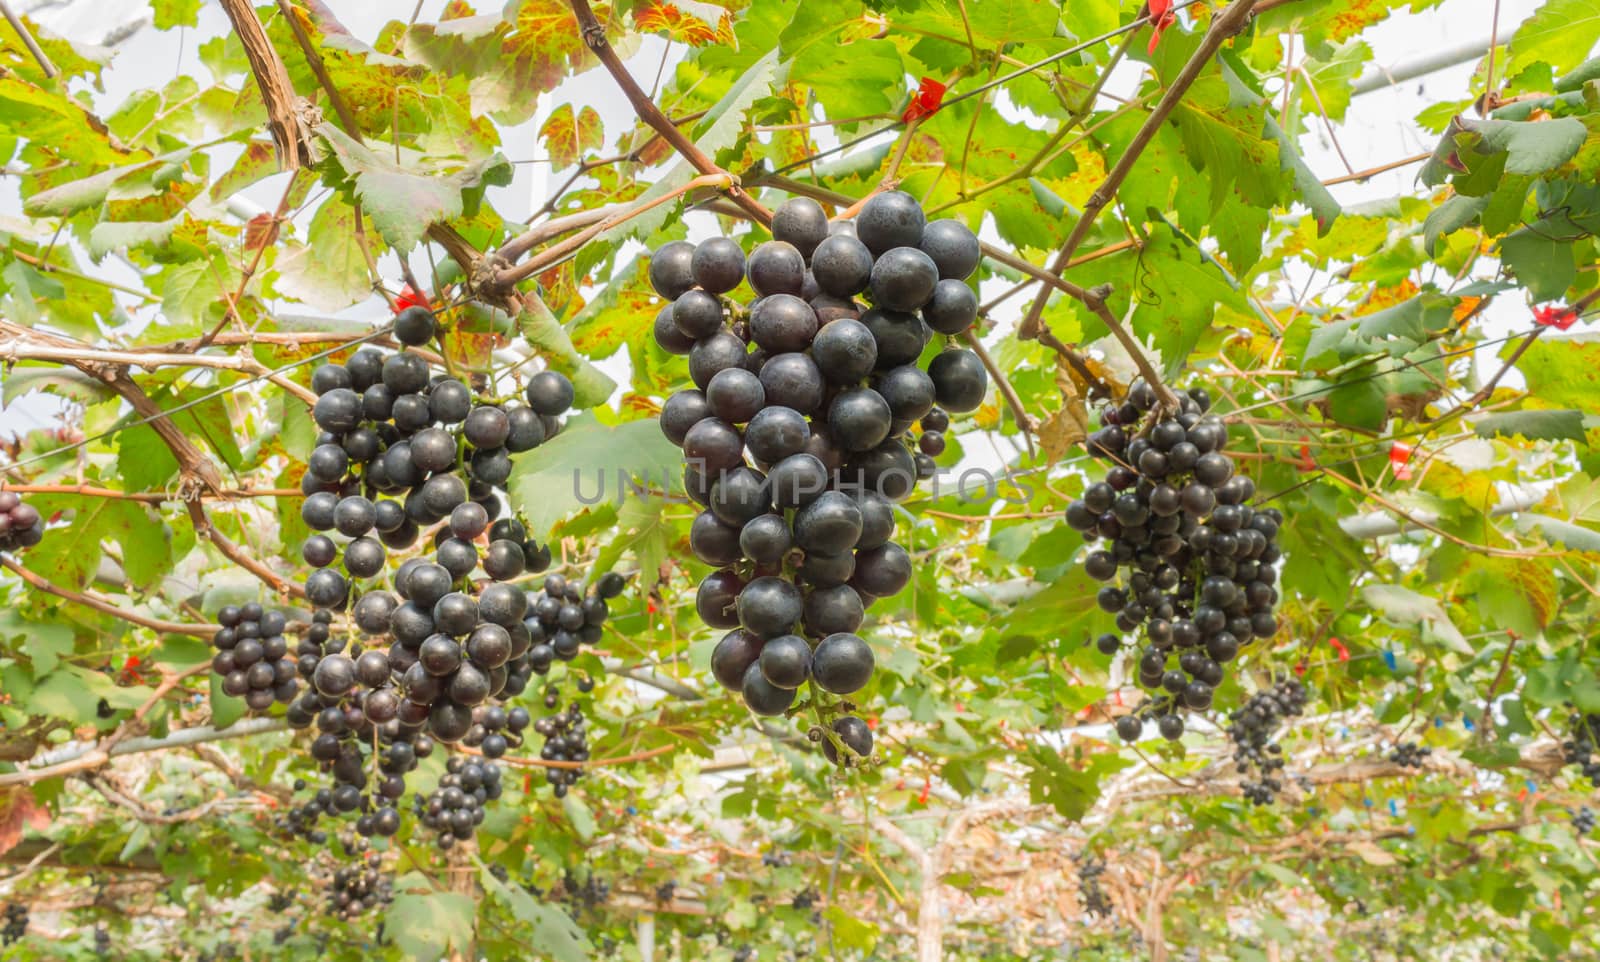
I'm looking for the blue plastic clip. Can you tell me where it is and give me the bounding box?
[1382,650,1397,671]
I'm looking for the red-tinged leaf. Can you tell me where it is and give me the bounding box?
[635,2,733,46]
[0,787,49,856]
[243,212,278,251]
[539,103,604,168]
[444,330,499,372]
[405,1,604,124]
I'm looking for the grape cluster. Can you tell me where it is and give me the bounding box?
[1075,856,1113,918]
[461,703,531,761]
[414,755,503,850]
[1571,806,1595,835]
[300,327,571,613]
[1562,710,1600,787]
[327,854,393,919]
[533,698,589,797]
[2,903,26,945]
[554,870,612,917]
[521,572,626,682]
[652,194,985,758]
[761,850,792,868]
[1223,678,1308,805]
[1387,741,1431,769]
[1072,383,1284,741]
[93,926,110,957]
[211,603,298,712]
[268,323,612,851]
[0,492,44,553]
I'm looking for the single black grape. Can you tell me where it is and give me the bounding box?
[856,190,925,257]
[927,349,988,413]
[394,306,438,346]
[692,237,745,293]
[772,197,829,258]
[649,240,697,299]
[810,632,874,694]
[748,241,807,297]
[919,218,981,280]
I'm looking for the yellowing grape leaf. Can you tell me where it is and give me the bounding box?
[539,103,603,168]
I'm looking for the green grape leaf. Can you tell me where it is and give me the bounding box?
[385,882,476,959]
[481,867,590,962]
[507,415,681,540]
[1507,0,1600,78]
[312,125,511,250]
[1473,409,1587,441]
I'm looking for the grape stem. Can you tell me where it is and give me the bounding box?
[486,173,739,292]
[1017,0,1263,395]
[567,0,774,227]
[216,0,307,169]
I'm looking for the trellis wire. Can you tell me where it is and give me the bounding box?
[1,326,395,475]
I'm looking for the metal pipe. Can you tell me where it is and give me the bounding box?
[1351,37,1494,96]
[1337,482,1546,539]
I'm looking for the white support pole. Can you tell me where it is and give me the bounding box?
[637,913,656,962]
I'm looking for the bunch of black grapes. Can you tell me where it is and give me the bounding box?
[1571,806,1596,835]
[299,310,570,614]
[554,869,612,917]
[1387,741,1431,769]
[1075,855,1113,918]
[414,755,503,851]
[210,603,298,712]
[274,711,420,846]
[327,853,393,919]
[533,697,589,797]
[521,571,625,681]
[2,903,26,945]
[277,312,620,849]
[1563,709,1600,788]
[650,193,986,761]
[0,491,44,552]
[460,703,531,761]
[1222,677,1307,805]
[1070,381,1284,741]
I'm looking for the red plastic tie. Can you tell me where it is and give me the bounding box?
[1533,304,1577,331]
[1328,637,1350,662]
[1147,0,1177,54]
[901,77,947,123]
[1296,437,1315,473]
[1389,442,1414,481]
[394,284,430,313]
